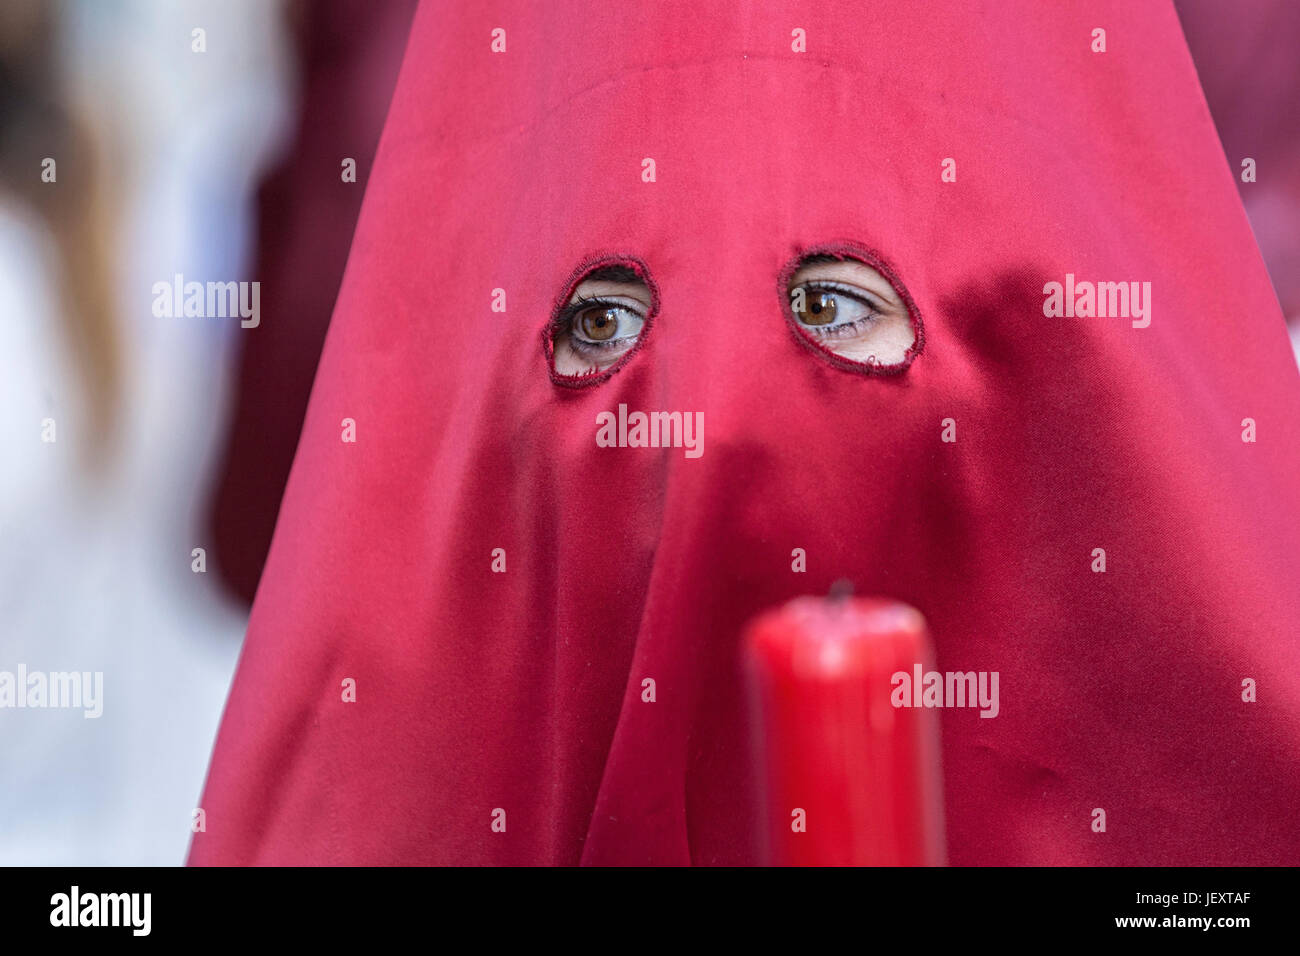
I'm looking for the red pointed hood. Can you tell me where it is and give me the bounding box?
[191,0,1300,865]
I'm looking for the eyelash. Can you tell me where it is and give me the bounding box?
[557,295,645,354]
[795,280,883,338]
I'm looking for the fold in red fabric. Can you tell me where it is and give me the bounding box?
[190,0,1300,865]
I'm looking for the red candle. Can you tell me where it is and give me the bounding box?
[744,593,946,866]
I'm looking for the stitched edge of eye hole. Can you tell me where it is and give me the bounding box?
[778,242,925,376]
[543,253,660,389]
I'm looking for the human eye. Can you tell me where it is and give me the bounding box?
[548,263,654,381]
[791,279,885,336]
[784,253,920,370]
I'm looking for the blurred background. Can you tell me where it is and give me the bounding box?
[0,0,1294,865]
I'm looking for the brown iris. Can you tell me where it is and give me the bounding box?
[579,306,621,341]
[797,291,837,325]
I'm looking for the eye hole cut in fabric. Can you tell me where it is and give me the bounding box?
[544,253,660,388]
[778,241,925,376]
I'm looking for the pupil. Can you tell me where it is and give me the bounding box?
[581,307,619,341]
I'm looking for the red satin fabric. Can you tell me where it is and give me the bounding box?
[190,0,1300,865]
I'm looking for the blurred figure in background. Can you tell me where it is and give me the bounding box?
[209,0,417,604]
[1176,0,1300,365]
[0,0,292,864]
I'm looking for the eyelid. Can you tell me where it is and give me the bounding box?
[558,294,647,330]
[790,277,883,310]
[568,293,648,313]
[794,279,886,311]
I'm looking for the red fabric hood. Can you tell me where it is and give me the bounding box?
[191,0,1300,865]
